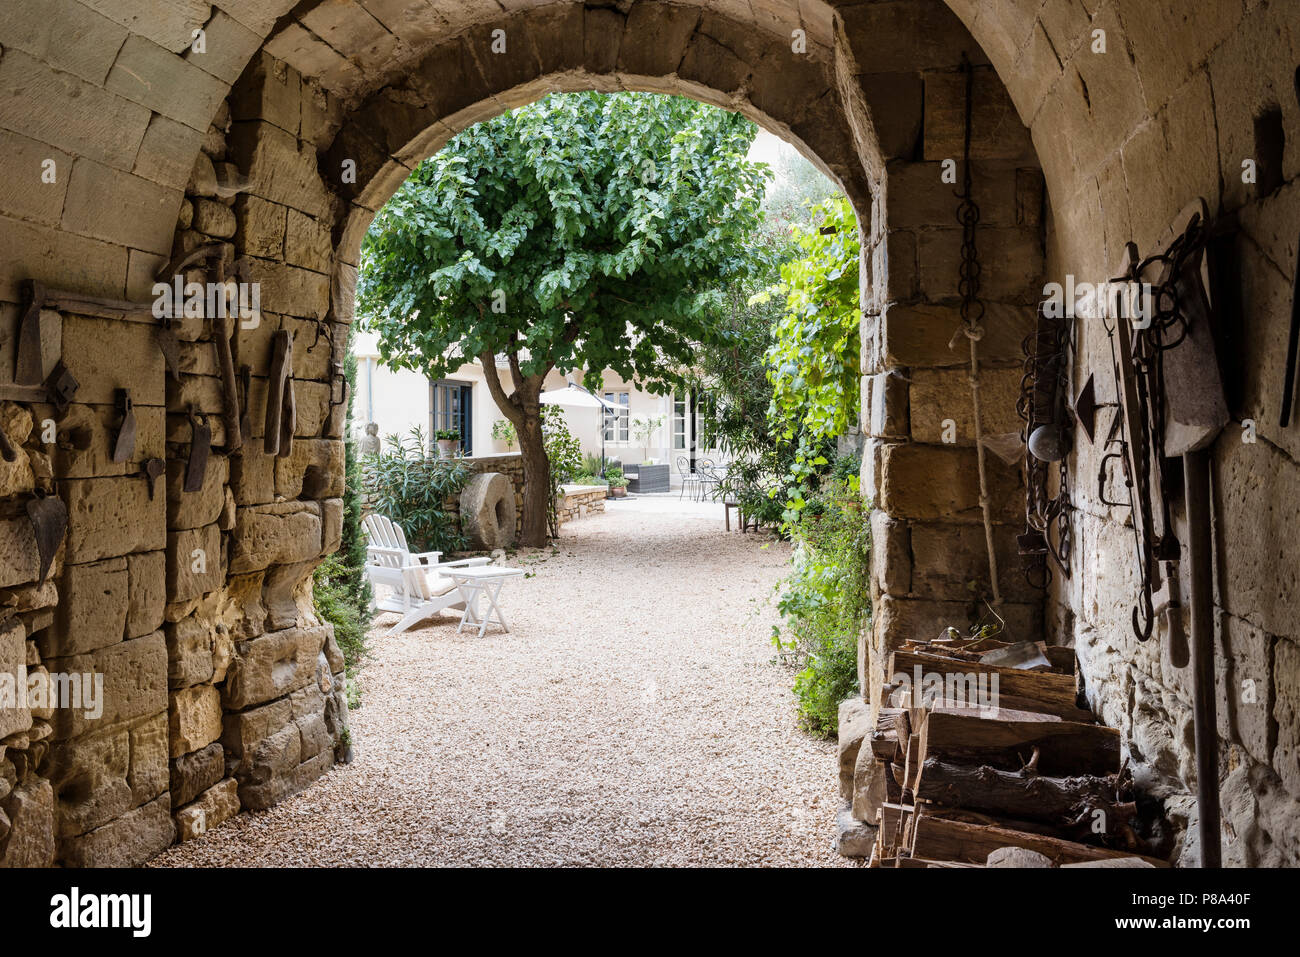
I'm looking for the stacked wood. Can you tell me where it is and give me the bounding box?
[849,634,1168,868]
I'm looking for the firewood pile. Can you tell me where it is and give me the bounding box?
[840,632,1169,868]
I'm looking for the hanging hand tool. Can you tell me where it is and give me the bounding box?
[209,254,243,452]
[1280,231,1300,427]
[143,457,165,499]
[112,389,137,463]
[264,330,295,457]
[14,280,47,384]
[184,408,211,493]
[26,490,67,585]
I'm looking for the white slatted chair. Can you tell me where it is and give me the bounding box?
[362,514,491,637]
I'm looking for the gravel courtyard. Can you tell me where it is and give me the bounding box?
[153,497,851,867]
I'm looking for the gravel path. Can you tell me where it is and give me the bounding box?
[153,497,851,867]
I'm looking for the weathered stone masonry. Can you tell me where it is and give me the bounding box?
[0,0,1298,866]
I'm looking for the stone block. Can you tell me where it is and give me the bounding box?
[909,366,1025,445]
[168,683,222,758]
[837,697,873,801]
[49,402,166,481]
[58,157,183,254]
[867,370,910,439]
[0,129,72,228]
[169,740,224,806]
[858,72,924,161]
[274,439,344,500]
[882,301,1035,368]
[870,509,912,596]
[617,1,701,79]
[185,8,262,84]
[174,776,240,842]
[45,631,168,741]
[234,193,287,259]
[165,615,215,689]
[251,258,331,319]
[58,793,173,867]
[261,560,317,632]
[43,557,129,657]
[222,625,329,710]
[0,621,31,740]
[229,501,323,574]
[166,453,229,531]
[106,33,227,131]
[0,515,48,590]
[229,51,301,133]
[192,198,237,239]
[878,443,1023,523]
[321,499,344,556]
[835,804,877,857]
[285,208,333,273]
[238,747,332,811]
[228,119,333,219]
[0,778,54,867]
[127,550,167,638]
[297,712,332,761]
[1272,639,1300,797]
[166,523,225,602]
[221,696,291,761]
[923,67,1035,162]
[917,226,1043,304]
[59,314,166,406]
[1216,614,1274,769]
[910,521,1039,603]
[231,446,276,505]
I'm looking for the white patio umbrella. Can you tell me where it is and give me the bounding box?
[538,382,628,476]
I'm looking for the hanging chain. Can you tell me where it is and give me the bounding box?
[955,53,1003,609]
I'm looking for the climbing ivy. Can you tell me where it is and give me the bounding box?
[755,196,862,521]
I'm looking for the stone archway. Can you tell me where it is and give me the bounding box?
[0,0,1296,866]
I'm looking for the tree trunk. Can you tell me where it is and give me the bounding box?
[516,413,550,547]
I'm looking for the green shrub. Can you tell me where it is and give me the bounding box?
[542,406,583,536]
[313,327,372,707]
[314,552,367,709]
[773,479,869,737]
[362,426,473,554]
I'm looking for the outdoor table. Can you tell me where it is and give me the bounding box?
[446,565,524,637]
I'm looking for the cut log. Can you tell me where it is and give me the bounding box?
[910,815,1168,867]
[914,758,1134,832]
[888,650,1090,720]
[987,847,1055,867]
[919,710,1121,777]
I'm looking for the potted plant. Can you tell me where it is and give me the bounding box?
[630,414,665,464]
[434,428,461,459]
[605,465,628,498]
[491,419,517,451]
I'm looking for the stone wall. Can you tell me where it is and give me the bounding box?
[1,0,1297,867]
[557,485,607,527]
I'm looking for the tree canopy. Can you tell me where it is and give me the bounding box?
[358,91,769,393]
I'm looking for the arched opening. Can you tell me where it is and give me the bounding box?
[0,0,1292,869]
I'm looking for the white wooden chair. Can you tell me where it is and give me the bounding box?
[361,514,492,637]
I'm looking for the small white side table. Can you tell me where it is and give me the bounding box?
[447,566,524,637]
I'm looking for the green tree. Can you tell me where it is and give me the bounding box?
[358,91,769,545]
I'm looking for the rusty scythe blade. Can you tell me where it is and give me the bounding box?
[26,491,68,585]
[184,409,211,493]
